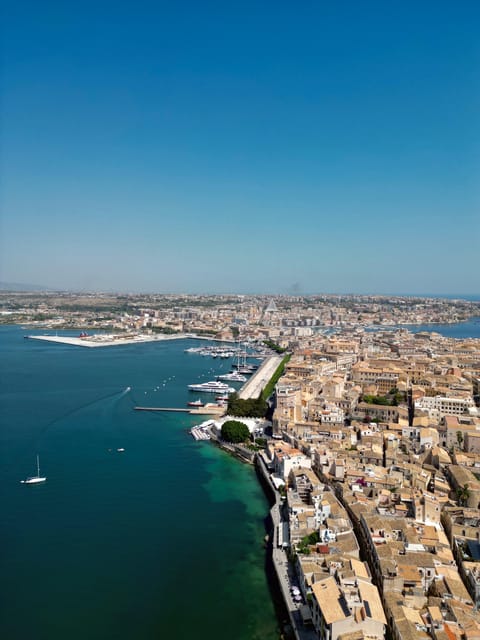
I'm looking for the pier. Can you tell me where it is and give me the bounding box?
[134,407,190,412]
[238,355,284,399]
[134,405,226,415]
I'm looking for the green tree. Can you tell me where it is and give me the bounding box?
[262,339,287,354]
[227,393,267,418]
[456,483,471,506]
[297,531,319,555]
[221,420,250,444]
[457,431,464,450]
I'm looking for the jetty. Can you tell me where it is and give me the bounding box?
[134,405,226,415]
[135,407,190,412]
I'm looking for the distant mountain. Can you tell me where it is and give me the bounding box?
[0,281,57,292]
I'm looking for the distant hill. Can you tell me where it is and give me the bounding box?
[0,281,57,292]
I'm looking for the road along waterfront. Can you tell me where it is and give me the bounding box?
[256,453,318,640]
[239,355,284,399]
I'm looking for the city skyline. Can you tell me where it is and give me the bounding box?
[2,1,479,294]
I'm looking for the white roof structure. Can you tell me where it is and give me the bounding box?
[265,299,278,313]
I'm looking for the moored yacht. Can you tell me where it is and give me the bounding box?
[217,372,247,382]
[187,399,205,407]
[188,381,235,394]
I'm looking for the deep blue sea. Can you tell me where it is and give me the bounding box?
[0,326,278,640]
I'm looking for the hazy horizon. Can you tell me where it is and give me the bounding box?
[2,2,479,294]
[1,280,479,302]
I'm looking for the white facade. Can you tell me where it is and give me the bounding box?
[415,395,477,420]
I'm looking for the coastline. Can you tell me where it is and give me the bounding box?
[214,442,313,640]
[255,452,316,640]
[2,325,279,639]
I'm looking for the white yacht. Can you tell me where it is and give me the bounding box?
[217,372,247,382]
[188,381,236,394]
[20,455,46,484]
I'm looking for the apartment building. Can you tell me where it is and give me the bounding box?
[310,574,386,640]
[415,395,477,421]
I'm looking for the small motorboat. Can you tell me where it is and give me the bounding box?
[188,399,204,407]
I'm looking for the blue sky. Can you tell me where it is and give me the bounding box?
[2,1,479,294]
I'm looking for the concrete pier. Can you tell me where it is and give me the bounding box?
[134,405,225,415]
[238,355,284,399]
[134,407,190,412]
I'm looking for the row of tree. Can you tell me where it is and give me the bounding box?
[262,339,287,353]
[227,393,267,418]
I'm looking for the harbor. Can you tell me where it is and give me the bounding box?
[3,325,279,639]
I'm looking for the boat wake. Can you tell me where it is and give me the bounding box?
[34,388,132,442]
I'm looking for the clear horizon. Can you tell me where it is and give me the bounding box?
[2,1,479,294]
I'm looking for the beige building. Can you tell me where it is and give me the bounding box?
[268,441,312,479]
[310,576,386,640]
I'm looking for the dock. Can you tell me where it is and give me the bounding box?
[134,405,226,415]
[134,407,190,412]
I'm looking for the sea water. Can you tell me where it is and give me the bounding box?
[401,317,480,339]
[0,326,279,640]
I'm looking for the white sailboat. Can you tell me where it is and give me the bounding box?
[20,455,47,484]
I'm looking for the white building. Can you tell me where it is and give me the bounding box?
[415,395,477,421]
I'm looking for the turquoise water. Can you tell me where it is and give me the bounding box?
[0,326,278,640]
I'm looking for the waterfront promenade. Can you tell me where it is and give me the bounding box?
[256,454,317,640]
[238,355,284,399]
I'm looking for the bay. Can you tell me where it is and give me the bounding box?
[0,326,278,640]
[400,317,480,339]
